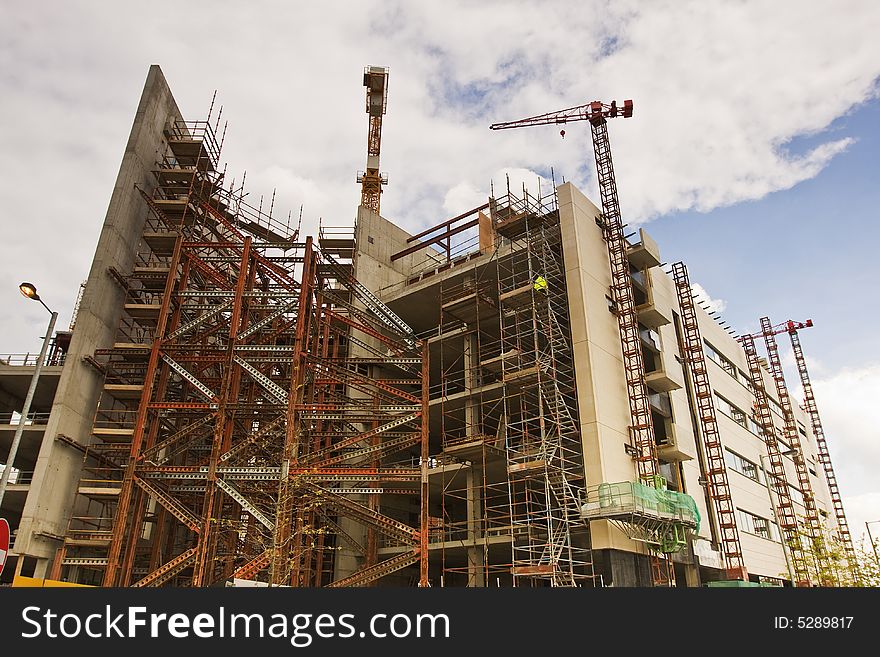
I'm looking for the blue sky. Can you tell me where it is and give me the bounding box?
[0,0,878,544]
[649,97,880,370]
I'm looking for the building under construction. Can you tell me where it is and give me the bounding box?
[0,65,858,587]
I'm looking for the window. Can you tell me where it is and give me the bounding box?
[721,359,737,379]
[752,515,772,539]
[705,340,741,382]
[738,508,777,541]
[725,449,762,483]
[716,394,749,430]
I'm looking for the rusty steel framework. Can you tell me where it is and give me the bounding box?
[358,66,389,214]
[759,317,827,581]
[785,321,858,578]
[53,115,428,587]
[672,262,746,581]
[739,333,811,586]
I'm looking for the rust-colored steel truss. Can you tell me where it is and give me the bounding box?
[56,118,427,587]
[759,317,827,581]
[739,333,810,586]
[756,319,857,582]
[786,322,858,579]
[672,262,746,581]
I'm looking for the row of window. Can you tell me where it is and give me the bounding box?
[715,393,762,435]
[704,340,750,385]
[725,449,762,483]
[704,339,788,421]
[725,447,816,511]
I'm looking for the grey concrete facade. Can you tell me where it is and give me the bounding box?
[10,66,182,577]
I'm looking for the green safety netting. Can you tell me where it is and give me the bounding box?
[597,480,701,534]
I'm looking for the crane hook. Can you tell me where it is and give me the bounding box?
[560,129,566,139]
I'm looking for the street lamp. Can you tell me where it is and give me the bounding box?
[0,283,59,507]
[759,449,798,585]
[866,521,880,569]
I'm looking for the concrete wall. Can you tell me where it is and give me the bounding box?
[557,182,649,552]
[353,206,426,291]
[13,65,182,574]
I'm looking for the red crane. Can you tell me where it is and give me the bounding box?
[490,100,676,585]
[758,319,858,582]
[490,100,655,481]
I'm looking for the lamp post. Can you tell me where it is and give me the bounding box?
[759,450,797,585]
[0,283,58,507]
[866,521,880,569]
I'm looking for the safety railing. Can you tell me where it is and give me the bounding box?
[0,412,51,425]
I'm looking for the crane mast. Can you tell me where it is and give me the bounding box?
[762,319,858,582]
[672,262,747,581]
[358,66,389,214]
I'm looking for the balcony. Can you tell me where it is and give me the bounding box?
[630,269,671,329]
[645,369,683,393]
[654,417,694,462]
[627,229,661,270]
[649,392,672,417]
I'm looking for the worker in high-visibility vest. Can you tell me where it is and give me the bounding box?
[533,275,548,292]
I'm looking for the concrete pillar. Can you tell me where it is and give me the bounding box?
[683,562,701,587]
[13,66,183,571]
[463,332,478,437]
[466,467,485,587]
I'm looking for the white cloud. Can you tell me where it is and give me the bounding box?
[843,491,880,544]
[0,0,878,356]
[691,282,727,314]
[442,182,485,217]
[806,364,880,503]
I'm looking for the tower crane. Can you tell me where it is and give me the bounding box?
[490,100,678,585]
[758,319,858,582]
[490,100,657,483]
[358,66,389,214]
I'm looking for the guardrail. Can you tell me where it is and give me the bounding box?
[0,468,34,485]
[0,353,67,367]
[0,412,51,426]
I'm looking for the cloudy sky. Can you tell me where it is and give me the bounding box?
[1,1,878,543]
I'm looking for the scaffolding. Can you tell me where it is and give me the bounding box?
[433,266,513,586]
[492,188,593,586]
[54,113,427,587]
[672,262,747,581]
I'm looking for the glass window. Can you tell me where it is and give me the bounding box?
[737,508,777,541]
[752,515,771,539]
[725,449,762,483]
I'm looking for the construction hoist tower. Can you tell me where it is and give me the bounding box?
[738,332,811,585]
[672,262,747,581]
[358,66,389,214]
[759,317,828,582]
[784,320,858,580]
[491,100,691,586]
